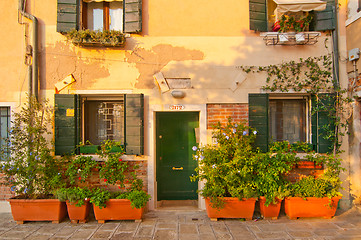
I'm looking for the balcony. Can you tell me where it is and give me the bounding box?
[260,32,321,46]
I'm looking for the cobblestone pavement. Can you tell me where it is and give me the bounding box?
[1,207,361,240]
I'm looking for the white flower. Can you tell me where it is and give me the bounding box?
[253,131,257,135]
[225,136,229,140]
[199,155,204,161]
[192,146,197,151]
[212,164,216,168]
[232,129,236,134]
[243,131,247,135]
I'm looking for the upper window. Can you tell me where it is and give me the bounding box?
[0,107,10,160]
[57,0,142,33]
[249,0,335,32]
[83,1,124,31]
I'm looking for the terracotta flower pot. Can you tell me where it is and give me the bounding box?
[66,200,91,223]
[285,196,341,219]
[93,199,144,223]
[205,197,256,221]
[259,196,282,219]
[8,198,67,224]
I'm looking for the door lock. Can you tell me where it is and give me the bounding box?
[172,167,184,171]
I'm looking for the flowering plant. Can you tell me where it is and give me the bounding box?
[0,96,65,199]
[191,119,259,208]
[273,14,312,33]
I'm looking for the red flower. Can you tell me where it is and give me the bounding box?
[125,180,129,183]
[79,177,81,180]
[104,179,108,182]
[119,158,122,161]
[118,186,121,189]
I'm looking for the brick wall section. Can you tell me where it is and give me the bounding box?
[207,104,248,128]
[0,173,14,200]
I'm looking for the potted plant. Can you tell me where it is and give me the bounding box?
[191,119,258,221]
[253,141,296,219]
[56,187,92,223]
[66,29,126,47]
[90,140,151,223]
[0,96,67,224]
[55,154,97,223]
[285,153,343,219]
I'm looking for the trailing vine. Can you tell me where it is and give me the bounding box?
[239,53,352,154]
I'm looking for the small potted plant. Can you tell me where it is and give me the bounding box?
[90,140,150,223]
[191,119,258,221]
[253,142,297,219]
[56,154,98,223]
[66,29,126,47]
[0,96,67,224]
[284,153,343,219]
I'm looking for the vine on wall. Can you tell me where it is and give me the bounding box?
[240,53,352,154]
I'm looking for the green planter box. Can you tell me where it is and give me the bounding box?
[79,145,100,154]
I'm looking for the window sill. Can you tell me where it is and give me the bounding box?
[260,32,321,46]
[71,40,126,48]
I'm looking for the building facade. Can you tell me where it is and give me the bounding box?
[0,0,353,211]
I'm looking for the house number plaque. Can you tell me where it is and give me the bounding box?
[169,105,184,110]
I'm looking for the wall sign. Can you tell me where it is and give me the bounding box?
[170,105,185,110]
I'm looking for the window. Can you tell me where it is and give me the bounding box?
[0,107,10,159]
[82,1,123,31]
[83,97,124,145]
[57,0,142,33]
[249,93,333,153]
[249,0,335,32]
[269,99,307,143]
[55,94,144,155]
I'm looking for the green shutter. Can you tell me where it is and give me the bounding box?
[57,0,79,33]
[313,0,336,31]
[311,94,335,153]
[249,93,269,152]
[249,0,268,32]
[55,94,80,155]
[125,94,144,155]
[123,0,142,33]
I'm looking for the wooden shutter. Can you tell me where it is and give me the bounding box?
[125,94,144,155]
[249,93,269,152]
[311,94,335,153]
[123,0,142,33]
[312,0,336,31]
[54,94,81,155]
[249,0,268,32]
[57,0,79,33]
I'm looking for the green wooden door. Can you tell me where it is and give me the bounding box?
[156,112,199,200]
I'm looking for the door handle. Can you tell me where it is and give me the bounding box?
[172,167,183,171]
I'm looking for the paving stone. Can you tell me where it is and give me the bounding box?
[199,233,216,240]
[254,231,292,239]
[334,221,356,229]
[198,223,213,234]
[90,230,113,239]
[156,223,177,229]
[180,224,198,234]
[140,219,157,226]
[36,224,67,234]
[232,233,257,240]
[226,224,250,234]
[110,232,134,240]
[314,229,342,236]
[154,229,177,240]
[49,237,69,240]
[116,222,139,232]
[214,232,233,239]
[0,230,32,239]
[53,226,81,237]
[257,223,288,232]
[136,225,154,237]
[287,230,314,238]
[98,222,120,231]
[70,229,96,239]
[26,233,54,240]
[210,222,229,233]
[179,234,199,240]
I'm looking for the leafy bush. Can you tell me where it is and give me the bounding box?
[0,96,65,198]
[56,187,92,207]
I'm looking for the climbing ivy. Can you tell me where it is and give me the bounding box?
[240,53,352,154]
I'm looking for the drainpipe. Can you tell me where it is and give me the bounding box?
[18,0,38,100]
[332,0,340,89]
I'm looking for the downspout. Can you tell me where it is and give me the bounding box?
[332,0,340,89]
[18,0,38,100]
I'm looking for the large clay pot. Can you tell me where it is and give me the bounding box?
[205,197,256,221]
[93,199,144,223]
[285,196,341,219]
[259,196,282,219]
[66,200,91,223]
[8,198,67,224]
